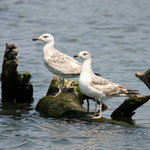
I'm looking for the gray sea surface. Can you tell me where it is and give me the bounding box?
[0,0,150,149]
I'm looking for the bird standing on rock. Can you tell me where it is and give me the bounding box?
[33,33,81,96]
[74,51,139,119]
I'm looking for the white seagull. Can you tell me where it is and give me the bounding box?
[33,33,81,96]
[74,51,138,119]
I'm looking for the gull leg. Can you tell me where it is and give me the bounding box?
[54,77,62,97]
[92,99,102,119]
[87,99,89,112]
[93,99,98,116]
[61,78,64,92]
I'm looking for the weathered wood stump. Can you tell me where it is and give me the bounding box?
[136,69,150,89]
[1,43,33,103]
[111,95,150,118]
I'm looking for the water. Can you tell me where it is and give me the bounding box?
[0,0,150,149]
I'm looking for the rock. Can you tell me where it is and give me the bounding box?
[1,43,33,103]
[36,93,87,118]
[36,77,107,118]
[36,92,139,126]
[46,77,108,111]
[46,77,84,104]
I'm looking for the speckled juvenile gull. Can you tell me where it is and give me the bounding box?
[74,51,139,119]
[33,33,81,96]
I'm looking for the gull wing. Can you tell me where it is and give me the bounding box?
[46,50,81,75]
[90,74,128,96]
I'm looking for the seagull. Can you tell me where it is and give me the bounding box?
[32,33,81,96]
[74,51,139,119]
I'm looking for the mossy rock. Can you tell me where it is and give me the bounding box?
[36,92,139,126]
[1,43,33,103]
[36,93,87,118]
[36,77,107,119]
[47,77,84,104]
[46,77,108,110]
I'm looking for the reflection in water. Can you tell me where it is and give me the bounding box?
[111,116,135,125]
[0,102,33,117]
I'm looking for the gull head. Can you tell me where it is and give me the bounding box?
[32,33,54,44]
[74,51,91,60]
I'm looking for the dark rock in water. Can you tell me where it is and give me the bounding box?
[1,43,33,103]
[36,93,87,118]
[36,77,107,119]
[36,77,88,118]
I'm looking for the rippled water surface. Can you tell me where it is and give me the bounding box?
[0,0,150,149]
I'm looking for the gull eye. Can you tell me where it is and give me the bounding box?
[44,36,48,38]
[83,53,87,56]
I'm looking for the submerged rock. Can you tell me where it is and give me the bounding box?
[1,43,33,103]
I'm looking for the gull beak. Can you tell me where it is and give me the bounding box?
[74,54,79,58]
[32,37,40,41]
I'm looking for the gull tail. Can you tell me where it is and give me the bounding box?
[126,89,139,97]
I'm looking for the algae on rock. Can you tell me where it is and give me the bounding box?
[46,77,108,110]
[47,77,84,104]
[36,77,107,119]
[36,93,87,118]
[36,77,90,118]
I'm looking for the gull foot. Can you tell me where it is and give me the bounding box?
[53,91,61,97]
[92,116,102,119]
